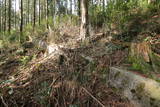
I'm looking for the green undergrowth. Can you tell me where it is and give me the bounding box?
[0,14,78,50]
[128,54,152,74]
[126,51,160,82]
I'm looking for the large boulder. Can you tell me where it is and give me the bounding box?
[107,67,160,107]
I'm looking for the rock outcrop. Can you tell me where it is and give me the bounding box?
[107,67,160,107]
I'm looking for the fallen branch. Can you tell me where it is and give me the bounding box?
[82,87,106,107]
[0,96,8,107]
[80,54,94,62]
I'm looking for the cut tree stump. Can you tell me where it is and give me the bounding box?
[129,42,160,73]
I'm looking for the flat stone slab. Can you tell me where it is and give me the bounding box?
[107,67,160,107]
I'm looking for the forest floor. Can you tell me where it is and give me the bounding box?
[0,26,134,107]
[0,13,160,107]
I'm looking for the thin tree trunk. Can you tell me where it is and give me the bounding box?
[15,0,17,29]
[41,1,43,21]
[4,0,7,32]
[8,0,11,33]
[44,0,46,20]
[70,0,72,14]
[78,0,81,23]
[20,0,23,34]
[53,0,56,26]
[0,0,3,32]
[80,0,89,40]
[51,0,54,23]
[46,0,49,29]
[33,0,36,28]
[103,0,105,13]
[39,0,41,25]
[31,14,33,25]
[0,1,2,32]
[27,0,30,24]
[65,0,68,15]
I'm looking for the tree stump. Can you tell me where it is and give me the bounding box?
[129,41,160,73]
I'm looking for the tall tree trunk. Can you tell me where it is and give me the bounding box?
[80,0,89,40]
[51,0,54,23]
[15,0,17,28]
[27,0,30,24]
[70,0,72,14]
[53,0,56,26]
[41,1,43,21]
[103,0,105,13]
[78,0,81,23]
[65,0,68,14]
[8,0,11,33]
[4,0,7,32]
[33,0,36,28]
[20,0,23,34]
[43,0,46,20]
[0,1,2,32]
[39,0,41,25]
[46,0,49,29]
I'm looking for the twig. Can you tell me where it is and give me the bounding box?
[0,96,8,107]
[49,76,61,87]
[82,87,106,107]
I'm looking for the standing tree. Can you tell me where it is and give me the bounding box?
[33,0,36,28]
[103,0,105,13]
[14,0,17,28]
[27,0,30,24]
[46,0,49,29]
[78,0,81,23]
[4,0,7,32]
[70,0,72,14]
[0,0,2,32]
[39,0,40,25]
[20,0,23,34]
[8,0,12,33]
[80,0,89,40]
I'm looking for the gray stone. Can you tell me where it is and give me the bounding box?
[107,67,160,107]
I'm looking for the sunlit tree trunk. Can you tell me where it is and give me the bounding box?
[80,0,89,40]
[53,0,56,25]
[148,0,156,4]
